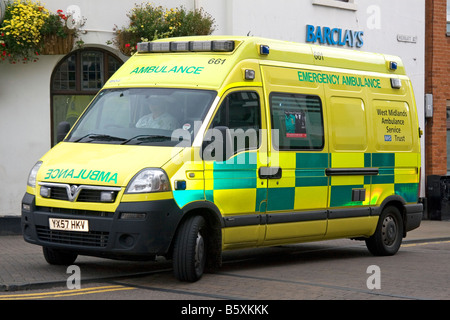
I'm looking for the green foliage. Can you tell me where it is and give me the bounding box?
[111,3,216,55]
[0,1,81,63]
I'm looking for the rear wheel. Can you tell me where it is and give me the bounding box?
[43,247,78,265]
[366,206,403,256]
[173,215,207,282]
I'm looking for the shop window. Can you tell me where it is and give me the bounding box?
[312,0,357,11]
[50,48,123,146]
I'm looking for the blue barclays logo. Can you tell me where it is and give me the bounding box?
[384,135,392,142]
[306,25,364,48]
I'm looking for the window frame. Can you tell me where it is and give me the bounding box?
[269,92,325,151]
[312,0,357,11]
[209,90,263,155]
[50,48,124,145]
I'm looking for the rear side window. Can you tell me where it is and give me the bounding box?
[270,93,324,150]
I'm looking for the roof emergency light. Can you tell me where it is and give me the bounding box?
[136,42,149,52]
[260,45,270,55]
[212,40,235,52]
[137,40,236,53]
[389,61,398,71]
[189,41,212,52]
[150,42,171,52]
[170,41,190,52]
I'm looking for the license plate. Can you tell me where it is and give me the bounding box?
[49,218,89,232]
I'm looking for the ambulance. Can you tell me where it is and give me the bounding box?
[22,36,423,282]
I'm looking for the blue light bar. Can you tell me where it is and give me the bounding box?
[149,42,171,52]
[137,40,236,53]
[170,41,190,52]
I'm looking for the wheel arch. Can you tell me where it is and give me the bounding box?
[169,201,223,270]
[375,195,408,237]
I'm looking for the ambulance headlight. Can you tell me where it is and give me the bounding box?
[125,169,171,193]
[27,161,42,188]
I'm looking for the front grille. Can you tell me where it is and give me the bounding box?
[48,187,117,202]
[36,226,109,247]
[38,182,121,203]
[49,187,69,201]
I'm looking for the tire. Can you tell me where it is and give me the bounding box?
[173,215,207,282]
[366,206,403,256]
[43,247,78,265]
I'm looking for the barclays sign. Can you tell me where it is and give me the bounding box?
[306,25,364,48]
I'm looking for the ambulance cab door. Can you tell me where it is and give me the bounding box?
[203,88,268,249]
[262,66,329,245]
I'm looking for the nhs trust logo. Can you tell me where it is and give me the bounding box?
[385,135,392,142]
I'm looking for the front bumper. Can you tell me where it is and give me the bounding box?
[405,203,423,233]
[21,193,182,260]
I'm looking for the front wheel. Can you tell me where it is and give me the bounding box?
[366,206,403,256]
[173,215,207,282]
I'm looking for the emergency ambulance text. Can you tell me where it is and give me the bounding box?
[130,65,204,75]
[298,71,381,88]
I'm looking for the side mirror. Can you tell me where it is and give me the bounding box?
[201,126,233,161]
[56,121,71,143]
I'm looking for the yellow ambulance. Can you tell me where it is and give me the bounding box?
[22,36,423,282]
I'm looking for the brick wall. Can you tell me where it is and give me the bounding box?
[425,0,450,176]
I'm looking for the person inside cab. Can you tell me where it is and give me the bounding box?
[136,95,179,130]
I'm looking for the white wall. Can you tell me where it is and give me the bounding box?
[0,0,426,217]
[0,56,58,216]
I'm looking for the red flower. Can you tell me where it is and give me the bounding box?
[57,9,63,13]
[125,43,131,48]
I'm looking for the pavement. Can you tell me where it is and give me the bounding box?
[1,220,450,292]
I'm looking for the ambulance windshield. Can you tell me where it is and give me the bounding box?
[66,88,216,146]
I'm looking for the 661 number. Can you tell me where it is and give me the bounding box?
[208,58,227,65]
[313,51,324,60]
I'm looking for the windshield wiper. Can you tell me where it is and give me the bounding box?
[121,135,172,145]
[74,134,127,143]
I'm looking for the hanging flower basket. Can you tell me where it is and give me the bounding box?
[109,4,216,57]
[40,30,74,55]
[0,2,83,63]
[115,30,135,56]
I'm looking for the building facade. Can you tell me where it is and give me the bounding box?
[425,0,450,176]
[0,0,425,228]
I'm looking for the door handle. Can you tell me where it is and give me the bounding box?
[259,167,282,179]
[325,168,379,176]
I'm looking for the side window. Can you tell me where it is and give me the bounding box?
[211,91,261,153]
[270,93,324,150]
